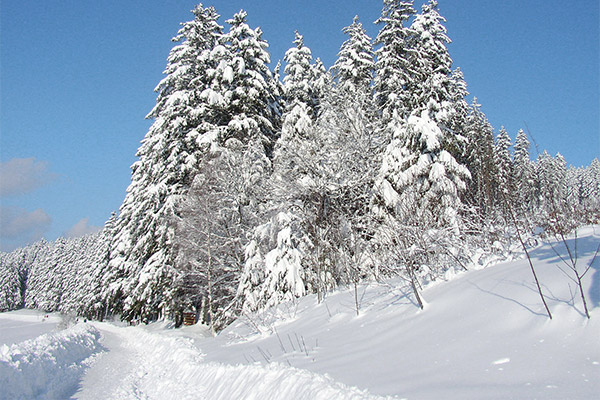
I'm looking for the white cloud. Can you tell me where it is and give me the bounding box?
[0,157,58,197]
[65,217,102,238]
[0,206,51,252]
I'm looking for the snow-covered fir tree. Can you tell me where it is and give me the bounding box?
[446,68,470,141]
[215,10,281,154]
[407,0,454,120]
[375,0,469,230]
[238,211,312,313]
[331,16,374,95]
[310,58,333,115]
[239,33,318,313]
[464,98,497,213]
[512,128,535,214]
[107,5,224,321]
[581,158,600,215]
[535,151,567,229]
[172,10,280,326]
[376,110,470,228]
[0,251,27,311]
[494,126,513,205]
[281,32,318,116]
[374,0,416,122]
[80,213,118,320]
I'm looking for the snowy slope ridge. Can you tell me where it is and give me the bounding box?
[0,323,102,400]
[195,226,600,399]
[73,323,389,400]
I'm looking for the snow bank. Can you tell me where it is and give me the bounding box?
[0,323,102,400]
[98,324,387,400]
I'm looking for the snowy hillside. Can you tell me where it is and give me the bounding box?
[198,226,600,399]
[1,226,598,399]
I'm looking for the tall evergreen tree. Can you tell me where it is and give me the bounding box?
[332,15,374,95]
[535,151,567,219]
[282,32,317,116]
[107,5,224,321]
[464,98,496,212]
[375,1,469,230]
[408,0,453,121]
[273,32,319,178]
[374,0,416,122]
[447,67,470,140]
[513,128,535,213]
[172,10,281,323]
[215,11,282,154]
[310,57,333,116]
[582,158,600,214]
[494,126,513,204]
[375,111,470,228]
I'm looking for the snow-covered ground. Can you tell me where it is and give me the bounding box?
[1,226,599,399]
[0,310,62,346]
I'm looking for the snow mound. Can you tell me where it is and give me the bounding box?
[95,325,387,400]
[0,323,102,400]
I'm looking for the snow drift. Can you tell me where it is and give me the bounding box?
[0,323,102,400]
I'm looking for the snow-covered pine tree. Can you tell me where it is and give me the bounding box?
[238,211,312,313]
[513,128,535,215]
[214,10,281,155]
[331,15,374,95]
[494,126,513,207]
[107,5,224,322]
[376,110,470,228]
[24,238,66,312]
[57,234,98,315]
[0,240,50,311]
[19,234,99,315]
[372,1,471,296]
[447,68,470,140]
[375,0,469,230]
[80,213,118,320]
[237,32,316,313]
[0,251,25,311]
[408,0,454,121]
[238,31,340,312]
[281,32,318,116]
[171,10,280,323]
[565,166,584,214]
[464,98,497,213]
[374,0,416,122]
[310,58,333,116]
[211,9,282,215]
[581,158,600,217]
[535,151,568,231]
[272,32,321,178]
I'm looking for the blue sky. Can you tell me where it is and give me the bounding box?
[1,0,598,251]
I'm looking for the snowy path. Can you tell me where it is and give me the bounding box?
[73,325,138,400]
[72,322,386,400]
